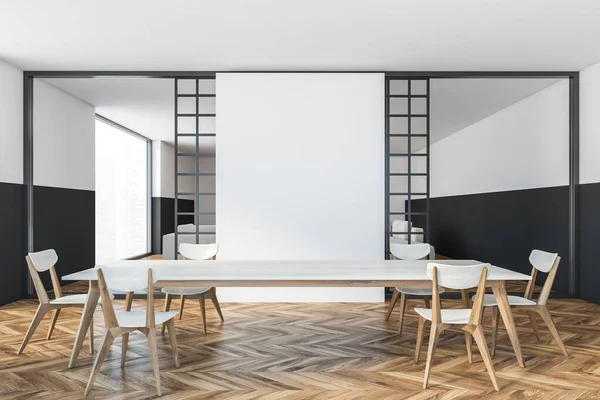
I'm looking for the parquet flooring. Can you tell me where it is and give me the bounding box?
[1,294,599,399]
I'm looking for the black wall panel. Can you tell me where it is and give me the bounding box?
[151,197,194,254]
[33,185,95,290]
[578,182,600,303]
[0,182,25,305]
[412,186,570,295]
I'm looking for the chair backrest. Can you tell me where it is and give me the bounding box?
[179,243,219,260]
[426,263,487,290]
[25,249,62,304]
[529,250,558,273]
[97,267,157,329]
[427,262,489,325]
[28,249,58,272]
[524,249,560,305]
[391,220,410,240]
[410,227,424,244]
[390,243,431,260]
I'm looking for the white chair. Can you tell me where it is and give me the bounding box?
[414,263,499,391]
[385,243,444,335]
[474,250,568,356]
[162,243,224,334]
[391,220,424,244]
[18,249,113,355]
[85,267,179,397]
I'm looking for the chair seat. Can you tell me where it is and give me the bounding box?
[116,311,179,328]
[415,308,472,324]
[472,294,537,307]
[50,293,114,305]
[395,286,445,296]
[161,287,210,296]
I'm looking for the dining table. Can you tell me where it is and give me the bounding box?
[63,259,531,368]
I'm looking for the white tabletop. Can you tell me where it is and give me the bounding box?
[63,259,531,283]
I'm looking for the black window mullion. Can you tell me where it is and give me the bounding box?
[195,78,200,244]
[426,79,431,244]
[384,77,390,260]
[174,78,179,254]
[407,79,412,244]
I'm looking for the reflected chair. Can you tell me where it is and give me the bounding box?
[385,243,444,334]
[162,243,224,334]
[414,262,499,391]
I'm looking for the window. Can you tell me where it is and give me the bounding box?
[95,117,150,263]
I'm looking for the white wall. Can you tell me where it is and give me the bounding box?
[33,79,95,190]
[580,60,600,184]
[152,140,174,198]
[0,59,23,184]
[216,73,384,302]
[430,80,569,198]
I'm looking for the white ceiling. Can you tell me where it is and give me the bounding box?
[3,0,600,71]
[42,77,175,143]
[43,77,561,149]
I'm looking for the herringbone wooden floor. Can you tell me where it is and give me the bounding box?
[1,295,599,399]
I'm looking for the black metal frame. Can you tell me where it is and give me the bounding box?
[95,114,153,258]
[385,76,430,261]
[22,70,580,296]
[173,75,217,252]
[383,71,579,296]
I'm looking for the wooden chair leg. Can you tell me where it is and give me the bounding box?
[88,314,94,353]
[199,294,207,334]
[537,306,568,356]
[146,328,162,396]
[84,331,114,396]
[464,331,473,364]
[46,309,61,340]
[121,291,134,367]
[69,281,100,368]
[166,319,180,367]
[385,289,400,321]
[423,296,431,309]
[491,284,525,367]
[162,293,172,334]
[526,310,541,341]
[490,306,499,356]
[423,323,441,389]
[179,295,186,321]
[120,333,129,368]
[208,288,224,322]
[461,290,470,308]
[414,316,426,363]
[470,325,500,391]
[398,292,407,335]
[125,291,134,309]
[18,305,49,355]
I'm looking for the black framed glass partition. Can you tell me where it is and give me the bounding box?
[385,77,430,259]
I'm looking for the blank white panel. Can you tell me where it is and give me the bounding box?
[34,79,95,190]
[216,73,384,302]
[0,60,23,184]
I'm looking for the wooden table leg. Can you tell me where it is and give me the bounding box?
[491,281,525,368]
[69,280,100,368]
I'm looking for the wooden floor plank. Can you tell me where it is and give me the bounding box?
[0,295,597,398]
